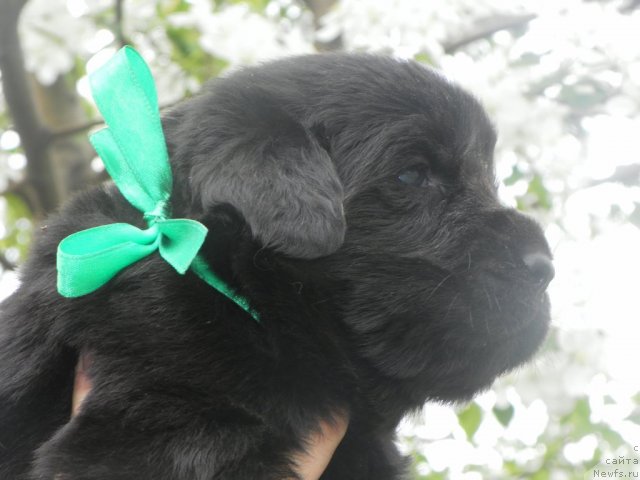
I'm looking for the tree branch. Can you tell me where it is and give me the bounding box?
[300,0,342,51]
[300,0,335,19]
[620,0,640,13]
[443,13,537,54]
[115,0,127,47]
[50,118,106,139]
[0,0,60,215]
[48,96,188,140]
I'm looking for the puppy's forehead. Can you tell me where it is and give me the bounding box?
[244,54,494,174]
[215,54,497,186]
[339,60,495,181]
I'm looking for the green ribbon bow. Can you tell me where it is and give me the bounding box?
[56,46,258,322]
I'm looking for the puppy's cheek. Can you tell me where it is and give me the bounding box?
[339,262,466,379]
[354,318,437,379]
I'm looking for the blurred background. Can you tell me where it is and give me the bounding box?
[1,0,639,478]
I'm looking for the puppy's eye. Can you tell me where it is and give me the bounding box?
[397,166,430,188]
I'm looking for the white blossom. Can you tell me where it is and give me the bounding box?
[19,0,100,84]
[170,2,315,69]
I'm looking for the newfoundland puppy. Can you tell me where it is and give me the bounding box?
[0,53,553,479]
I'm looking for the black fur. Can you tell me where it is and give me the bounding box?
[0,54,552,479]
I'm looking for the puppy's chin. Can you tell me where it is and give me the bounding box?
[336,256,550,405]
[373,304,549,404]
[427,295,551,402]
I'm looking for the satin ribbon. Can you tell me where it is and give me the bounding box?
[56,46,258,322]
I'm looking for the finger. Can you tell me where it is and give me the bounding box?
[71,352,93,417]
[292,416,349,480]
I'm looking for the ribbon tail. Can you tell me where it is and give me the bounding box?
[190,255,260,322]
[156,220,260,321]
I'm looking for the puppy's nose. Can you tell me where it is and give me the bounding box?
[522,252,555,290]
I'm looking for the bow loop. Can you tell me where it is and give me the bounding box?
[89,47,172,206]
[57,223,160,297]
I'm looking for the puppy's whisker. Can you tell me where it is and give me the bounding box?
[467,309,478,331]
[492,292,502,312]
[312,298,330,306]
[481,311,490,335]
[483,287,493,311]
[464,304,474,328]
[443,292,461,322]
[424,273,453,303]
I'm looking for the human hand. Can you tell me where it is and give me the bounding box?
[72,354,347,480]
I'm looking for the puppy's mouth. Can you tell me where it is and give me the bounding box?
[465,268,552,339]
[477,289,550,361]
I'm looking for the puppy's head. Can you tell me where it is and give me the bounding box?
[166,54,552,405]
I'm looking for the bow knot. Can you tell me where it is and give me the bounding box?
[143,197,171,225]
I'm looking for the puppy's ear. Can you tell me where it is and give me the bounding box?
[168,90,345,259]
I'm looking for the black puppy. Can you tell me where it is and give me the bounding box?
[0,54,553,479]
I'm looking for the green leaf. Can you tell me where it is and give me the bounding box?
[165,26,228,84]
[503,460,520,475]
[218,0,271,12]
[574,397,590,419]
[511,52,542,68]
[414,52,434,65]
[628,411,640,425]
[530,470,550,480]
[424,473,446,480]
[560,398,590,430]
[158,0,193,17]
[504,165,524,186]
[493,404,515,427]
[596,425,625,449]
[0,109,9,128]
[628,203,640,229]
[517,174,552,211]
[557,80,611,111]
[457,402,482,440]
